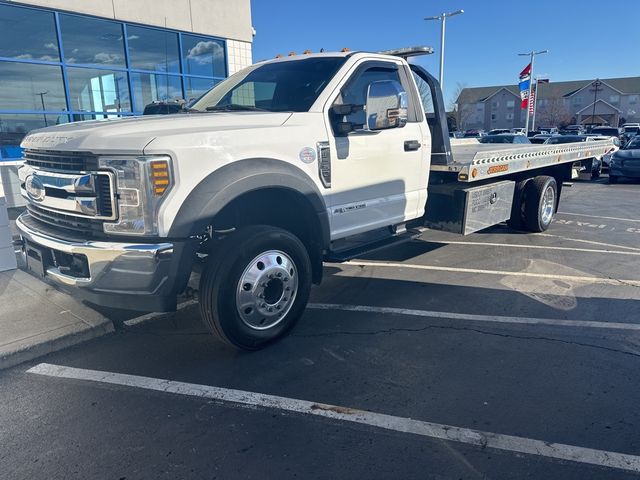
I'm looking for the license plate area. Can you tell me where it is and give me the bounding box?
[24,242,52,278]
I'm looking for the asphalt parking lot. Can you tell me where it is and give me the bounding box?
[1,176,639,479]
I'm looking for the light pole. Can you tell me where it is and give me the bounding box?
[518,50,547,132]
[36,90,48,126]
[591,79,602,128]
[425,9,464,98]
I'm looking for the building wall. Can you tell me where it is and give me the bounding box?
[460,80,640,131]
[0,0,254,160]
[7,0,253,42]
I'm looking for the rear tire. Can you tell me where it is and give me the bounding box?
[199,225,312,350]
[523,176,557,232]
[591,162,601,180]
[507,179,529,231]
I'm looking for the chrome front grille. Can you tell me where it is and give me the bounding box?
[23,149,99,172]
[19,150,117,236]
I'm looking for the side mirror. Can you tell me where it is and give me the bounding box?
[365,80,408,131]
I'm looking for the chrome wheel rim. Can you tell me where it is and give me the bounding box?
[236,250,298,330]
[541,185,555,225]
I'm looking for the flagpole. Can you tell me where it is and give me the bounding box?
[518,49,548,132]
[526,52,534,132]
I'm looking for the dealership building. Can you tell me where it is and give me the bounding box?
[0,0,254,160]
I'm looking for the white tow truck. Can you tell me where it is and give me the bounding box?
[16,47,614,349]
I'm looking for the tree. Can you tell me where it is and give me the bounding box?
[448,82,473,131]
[536,87,571,128]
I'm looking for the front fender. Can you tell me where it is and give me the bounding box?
[167,158,330,248]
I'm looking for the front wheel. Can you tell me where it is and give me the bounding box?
[199,225,312,350]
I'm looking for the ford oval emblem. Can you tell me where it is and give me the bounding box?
[25,175,46,202]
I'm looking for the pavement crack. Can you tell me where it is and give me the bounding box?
[294,324,640,359]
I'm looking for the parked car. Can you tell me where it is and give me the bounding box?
[560,125,584,135]
[143,100,186,115]
[609,135,640,183]
[590,126,622,144]
[511,128,526,135]
[479,134,531,144]
[544,135,603,179]
[530,134,554,144]
[463,129,484,138]
[621,124,640,145]
[487,129,511,135]
[526,130,542,138]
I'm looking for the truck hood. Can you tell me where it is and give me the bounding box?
[21,112,293,154]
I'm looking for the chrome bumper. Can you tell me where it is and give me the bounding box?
[16,213,175,298]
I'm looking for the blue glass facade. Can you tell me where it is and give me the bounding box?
[0,1,228,159]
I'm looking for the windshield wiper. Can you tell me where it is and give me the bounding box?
[205,104,269,112]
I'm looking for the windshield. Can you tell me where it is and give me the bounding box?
[593,128,618,136]
[480,135,514,143]
[625,137,640,149]
[190,57,347,113]
[545,136,583,144]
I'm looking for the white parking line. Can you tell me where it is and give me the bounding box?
[536,233,640,252]
[343,260,640,287]
[426,240,640,256]
[307,303,640,332]
[27,363,640,473]
[559,212,640,224]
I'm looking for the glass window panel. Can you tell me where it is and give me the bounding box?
[131,73,183,112]
[59,14,125,67]
[67,67,130,112]
[127,26,180,73]
[185,77,219,103]
[0,114,69,160]
[0,62,66,111]
[182,35,226,77]
[0,4,60,62]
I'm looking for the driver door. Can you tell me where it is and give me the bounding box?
[324,60,429,240]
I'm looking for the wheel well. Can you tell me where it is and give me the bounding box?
[208,188,325,284]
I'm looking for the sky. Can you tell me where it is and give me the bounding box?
[250,0,640,106]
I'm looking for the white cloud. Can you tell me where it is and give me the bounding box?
[127,35,140,41]
[93,52,123,64]
[44,42,58,51]
[15,54,33,60]
[187,41,224,64]
[72,49,79,54]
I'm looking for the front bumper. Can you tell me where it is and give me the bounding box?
[16,213,194,311]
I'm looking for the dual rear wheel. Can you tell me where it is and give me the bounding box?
[508,175,558,233]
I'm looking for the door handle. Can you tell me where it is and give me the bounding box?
[404,140,421,152]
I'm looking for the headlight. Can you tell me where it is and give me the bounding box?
[98,156,173,235]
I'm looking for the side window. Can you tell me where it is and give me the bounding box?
[412,72,434,114]
[334,65,403,129]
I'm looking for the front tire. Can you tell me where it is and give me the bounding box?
[523,176,557,232]
[199,225,312,350]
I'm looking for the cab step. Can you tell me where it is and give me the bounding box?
[325,228,423,262]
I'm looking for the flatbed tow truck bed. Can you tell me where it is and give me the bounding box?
[431,139,615,182]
